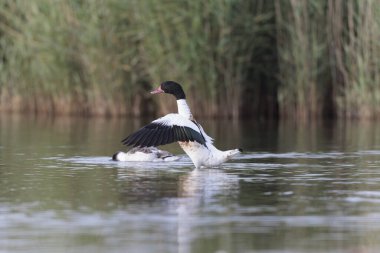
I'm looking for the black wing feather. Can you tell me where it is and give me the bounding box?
[182,127,192,141]
[157,129,166,146]
[133,129,151,147]
[189,128,205,144]
[146,129,160,147]
[122,122,206,147]
[141,130,154,147]
[143,129,156,147]
[150,128,163,147]
[161,128,169,145]
[178,127,188,142]
[173,126,182,141]
[186,128,194,142]
[122,131,142,146]
[167,127,174,144]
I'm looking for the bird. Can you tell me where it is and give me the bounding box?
[121,81,242,168]
[112,146,180,162]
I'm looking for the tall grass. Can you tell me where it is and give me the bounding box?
[331,0,380,118]
[275,0,380,119]
[0,0,379,119]
[0,0,144,116]
[275,0,327,119]
[129,0,271,117]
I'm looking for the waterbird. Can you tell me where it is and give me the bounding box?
[112,146,180,162]
[121,81,241,168]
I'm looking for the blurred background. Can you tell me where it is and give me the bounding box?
[0,0,379,119]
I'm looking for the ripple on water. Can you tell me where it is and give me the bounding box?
[2,202,380,234]
[237,152,348,160]
[48,149,380,170]
[354,150,380,156]
[55,155,194,171]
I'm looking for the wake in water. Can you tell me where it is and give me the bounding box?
[51,149,380,171]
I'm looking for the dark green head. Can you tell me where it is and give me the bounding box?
[150,81,186,100]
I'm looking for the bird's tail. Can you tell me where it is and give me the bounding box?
[225,148,242,159]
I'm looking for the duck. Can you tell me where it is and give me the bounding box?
[112,146,180,162]
[121,81,242,168]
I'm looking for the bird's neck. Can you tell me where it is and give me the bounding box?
[177,99,193,119]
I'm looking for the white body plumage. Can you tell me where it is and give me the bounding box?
[175,99,240,168]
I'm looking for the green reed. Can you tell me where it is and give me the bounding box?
[0,0,379,118]
[275,0,328,119]
[275,0,380,119]
[0,0,272,117]
[129,0,271,117]
[0,0,142,116]
[334,0,380,118]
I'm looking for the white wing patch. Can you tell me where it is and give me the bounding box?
[152,113,200,133]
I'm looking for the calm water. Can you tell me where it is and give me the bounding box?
[1,115,380,253]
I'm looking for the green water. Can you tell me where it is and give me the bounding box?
[1,115,380,253]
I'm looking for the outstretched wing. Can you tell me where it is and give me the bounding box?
[122,114,206,147]
[193,121,214,144]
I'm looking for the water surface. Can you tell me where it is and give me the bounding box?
[1,115,380,252]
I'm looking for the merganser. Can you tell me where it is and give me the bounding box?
[112,146,180,162]
[122,81,242,168]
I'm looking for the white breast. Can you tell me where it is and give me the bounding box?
[179,141,230,168]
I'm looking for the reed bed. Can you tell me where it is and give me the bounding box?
[0,0,144,116]
[332,0,380,119]
[128,0,271,117]
[275,0,380,119]
[275,0,327,119]
[0,0,379,119]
